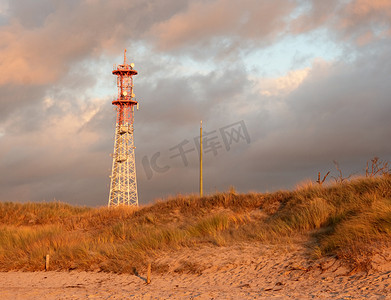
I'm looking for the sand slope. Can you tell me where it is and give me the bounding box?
[1,243,390,299]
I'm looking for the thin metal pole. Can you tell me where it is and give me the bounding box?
[200,120,203,197]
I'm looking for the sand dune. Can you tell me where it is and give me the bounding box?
[1,243,390,299]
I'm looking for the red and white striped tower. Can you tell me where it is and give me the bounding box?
[108,50,139,207]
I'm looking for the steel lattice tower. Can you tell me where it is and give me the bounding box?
[108,50,139,207]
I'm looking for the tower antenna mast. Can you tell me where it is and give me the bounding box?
[108,50,139,207]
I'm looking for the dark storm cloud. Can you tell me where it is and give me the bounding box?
[8,0,57,28]
[137,62,251,128]
[0,84,48,120]
[243,42,391,190]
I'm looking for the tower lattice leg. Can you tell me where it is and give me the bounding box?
[108,115,138,206]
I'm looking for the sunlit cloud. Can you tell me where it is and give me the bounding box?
[256,67,310,97]
[149,0,295,52]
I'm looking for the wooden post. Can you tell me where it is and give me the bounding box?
[45,254,50,271]
[146,262,151,284]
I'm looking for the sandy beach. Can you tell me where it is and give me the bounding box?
[1,243,390,299]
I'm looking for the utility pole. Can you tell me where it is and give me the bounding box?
[200,120,203,197]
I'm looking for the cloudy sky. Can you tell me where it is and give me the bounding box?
[0,0,390,206]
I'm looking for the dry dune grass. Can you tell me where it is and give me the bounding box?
[0,176,390,274]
